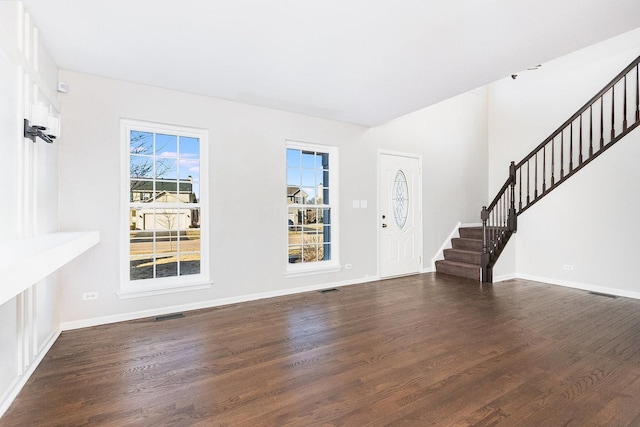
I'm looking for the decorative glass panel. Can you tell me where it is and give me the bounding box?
[393,170,409,229]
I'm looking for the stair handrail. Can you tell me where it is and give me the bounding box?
[481,54,640,283]
[516,56,640,170]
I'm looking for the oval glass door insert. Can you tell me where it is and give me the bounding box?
[393,170,409,228]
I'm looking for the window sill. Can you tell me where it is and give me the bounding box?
[285,264,342,278]
[117,281,212,299]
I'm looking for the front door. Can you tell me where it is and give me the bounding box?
[378,152,422,278]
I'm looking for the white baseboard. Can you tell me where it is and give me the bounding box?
[493,273,517,283]
[60,275,382,331]
[0,329,61,419]
[515,273,640,300]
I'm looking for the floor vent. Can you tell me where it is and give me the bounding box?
[155,313,185,321]
[588,292,618,299]
[319,288,339,294]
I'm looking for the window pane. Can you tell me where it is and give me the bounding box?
[286,148,300,167]
[180,227,200,252]
[301,187,315,204]
[130,228,152,257]
[156,158,177,180]
[319,187,329,204]
[156,134,177,158]
[301,151,315,169]
[156,256,178,278]
[176,179,197,204]
[316,152,329,169]
[130,254,154,281]
[179,253,200,276]
[155,209,180,231]
[179,137,199,158]
[301,169,315,187]
[303,243,321,262]
[130,156,153,179]
[130,131,153,155]
[129,213,155,280]
[130,180,153,202]
[322,208,331,226]
[288,245,302,263]
[153,181,176,203]
[323,243,331,261]
[287,168,300,187]
[288,208,301,231]
[179,158,200,181]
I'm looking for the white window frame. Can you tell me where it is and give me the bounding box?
[118,119,210,298]
[285,140,340,276]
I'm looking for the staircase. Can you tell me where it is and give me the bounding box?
[436,54,640,283]
[435,227,483,280]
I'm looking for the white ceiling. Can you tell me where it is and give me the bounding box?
[20,0,640,126]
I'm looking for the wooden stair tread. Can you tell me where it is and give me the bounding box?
[435,259,480,281]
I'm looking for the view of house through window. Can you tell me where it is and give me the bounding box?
[286,143,336,267]
[128,127,203,281]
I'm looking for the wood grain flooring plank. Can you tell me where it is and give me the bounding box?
[4,274,640,426]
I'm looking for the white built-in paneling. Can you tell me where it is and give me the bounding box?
[0,1,64,418]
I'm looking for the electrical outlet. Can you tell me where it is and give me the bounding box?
[563,264,574,271]
[83,292,98,300]
[344,263,353,270]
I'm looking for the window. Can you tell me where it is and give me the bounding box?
[120,120,209,298]
[286,141,339,274]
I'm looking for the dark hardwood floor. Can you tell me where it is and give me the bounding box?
[4,273,640,426]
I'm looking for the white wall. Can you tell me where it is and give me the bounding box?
[0,1,61,416]
[365,89,489,261]
[56,70,488,327]
[488,28,640,291]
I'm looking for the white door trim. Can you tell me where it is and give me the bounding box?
[377,149,424,278]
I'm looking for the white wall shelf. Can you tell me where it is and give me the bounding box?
[0,231,100,307]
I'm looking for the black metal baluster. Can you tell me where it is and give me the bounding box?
[560,131,564,179]
[509,161,517,231]
[551,138,555,187]
[636,65,640,122]
[542,145,546,193]
[569,121,574,172]
[534,153,538,199]
[518,167,522,211]
[503,195,507,234]
[589,105,593,157]
[600,97,604,149]
[492,210,496,254]
[526,160,530,205]
[611,85,616,140]
[579,114,583,165]
[623,75,628,131]
[499,199,503,238]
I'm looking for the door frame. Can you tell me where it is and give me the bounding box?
[377,149,424,278]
